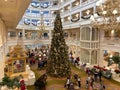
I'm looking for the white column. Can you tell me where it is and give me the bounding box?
[93,5,96,14]
[90,27,92,47]
[69,2,72,23]
[49,29,52,40]
[0,51,4,82]
[99,49,104,66]
[85,29,86,40]
[80,27,81,41]
[76,32,78,40]
[80,0,82,6]
[68,32,71,40]
[80,48,82,63]
[94,29,96,41]
[80,11,82,20]
[22,29,25,39]
[97,50,99,65]
[89,50,92,64]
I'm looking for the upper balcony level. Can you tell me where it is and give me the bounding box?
[17,0,97,30]
[100,30,120,48]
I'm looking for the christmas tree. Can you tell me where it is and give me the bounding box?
[46,13,71,77]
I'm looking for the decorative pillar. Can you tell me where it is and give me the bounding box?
[22,29,25,39]
[89,50,92,64]
[76,32,78,40]
[0,51,4,82]
[49,29,52,40]
[69,2,72,23]
[97,50,99,65]
[80,0,82,6]
[68,31,71,41]
[80,27,81,41]
[90,27,92,48]
[93,5,96,14]
[99,49,104,66]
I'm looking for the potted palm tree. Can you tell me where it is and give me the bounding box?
[107,56,120,78]
[111,56,120,70]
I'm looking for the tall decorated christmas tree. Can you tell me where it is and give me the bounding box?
[46,13,71,77]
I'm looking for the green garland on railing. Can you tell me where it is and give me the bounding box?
[71,18,80,22]
[31,4,39,8]
[81,13,100,19]
[32,22,37,26]
[81,15,91,19]
[24,21,30,25]
[40,5,49,9]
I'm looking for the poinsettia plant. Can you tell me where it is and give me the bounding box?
[94,65,102,69]
[114,69,120,74]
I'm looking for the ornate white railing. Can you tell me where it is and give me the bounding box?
[7,37,99,50]
[80,40,99,49]
[101,37,120,46]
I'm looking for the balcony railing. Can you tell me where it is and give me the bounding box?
[24,13,40,18]
[7,37,51,45]
[63,21,71,25]
[59,0,69,6]
[7,37,99,50]
[81,0,89,6]
[71,5,80,11]
[102,37,120,45]
[61,10,70,16]
[80,41,99,49]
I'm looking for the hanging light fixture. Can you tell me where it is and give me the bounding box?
[38,11,46,31]
[90,0,120,31]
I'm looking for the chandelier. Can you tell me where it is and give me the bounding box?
[90,0,120,31]
[38,12,46,31]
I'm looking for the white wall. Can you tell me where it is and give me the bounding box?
[0,19,7,81]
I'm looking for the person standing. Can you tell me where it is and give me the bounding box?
[94,71,98,82]
[77,76,81,88]
[98,69,102,82]
[90,76,94,89]
[66,76,70,89]
[74,73,78,83]
[86,78,89,89]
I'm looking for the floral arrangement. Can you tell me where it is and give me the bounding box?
[94,65,101,69]
[102,68,108,71]
[114,69,120,74]
[93,66,108,71]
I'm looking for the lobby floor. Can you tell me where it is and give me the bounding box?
[28,63,120,90]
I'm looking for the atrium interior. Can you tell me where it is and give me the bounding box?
[0,0,120,90]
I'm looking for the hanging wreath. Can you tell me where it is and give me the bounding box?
[81,13,100,19]
[71,18,80,22]
[40,5,49,9]
[31,3,39,8]
[24,21,30,25]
